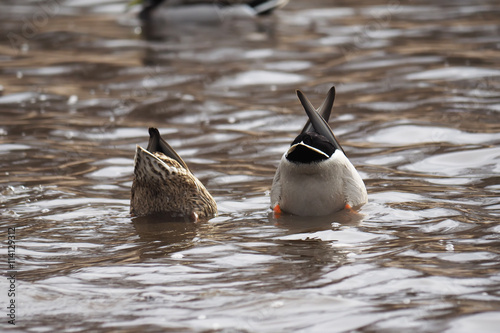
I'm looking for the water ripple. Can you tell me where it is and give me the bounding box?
[1,0,500,332]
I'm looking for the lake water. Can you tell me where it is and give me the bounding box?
[1,0,500,332]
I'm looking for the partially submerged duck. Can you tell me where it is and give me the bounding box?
[131,127,217,221]
[138,0,289,22]
[270,86,368,216]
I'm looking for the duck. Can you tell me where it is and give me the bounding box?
[130,127,217,221]
[138,0,289,22]
[270,86,368,216]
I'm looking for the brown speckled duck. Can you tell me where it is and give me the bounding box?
[130,128,217,221]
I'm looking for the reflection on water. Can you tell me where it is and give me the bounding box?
[1,0,500,332]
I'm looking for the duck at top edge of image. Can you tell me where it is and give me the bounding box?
[131,0,288,37]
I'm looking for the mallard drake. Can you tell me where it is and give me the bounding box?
[139,0,289,22]
[131,127,217,221]
[270,86,368,216]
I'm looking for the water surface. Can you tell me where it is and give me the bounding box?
[1,0,500,332]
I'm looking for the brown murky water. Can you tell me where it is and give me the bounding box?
[1,0,500,332]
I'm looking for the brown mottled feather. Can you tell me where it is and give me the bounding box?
[130,144,217,220]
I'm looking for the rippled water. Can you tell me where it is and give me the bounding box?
[1,0,500,332]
